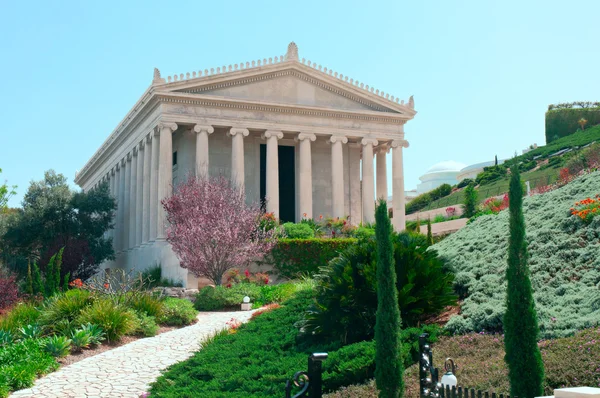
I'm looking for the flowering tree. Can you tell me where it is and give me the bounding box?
[162,175,276,285]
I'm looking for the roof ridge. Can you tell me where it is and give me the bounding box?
[153,42,414,111]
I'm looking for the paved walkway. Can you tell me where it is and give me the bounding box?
[11,310,256,398]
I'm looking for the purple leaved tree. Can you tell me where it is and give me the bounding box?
[162,175,275,285]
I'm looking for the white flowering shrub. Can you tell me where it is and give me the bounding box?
[434,171,600,338]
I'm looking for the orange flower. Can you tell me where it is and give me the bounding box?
[103,283,109,289]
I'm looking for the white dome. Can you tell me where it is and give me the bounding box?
[424,160,467,175]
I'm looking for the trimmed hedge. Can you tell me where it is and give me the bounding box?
[268,238,357,279]
[406,184,453,214]
[545,107,600,143]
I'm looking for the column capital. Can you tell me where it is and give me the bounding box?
[228,127,249,137]
[295,132,316,142]
[361,137,379,147]
[146,132,154,142]
[329,135,348,144]
[193,124,215,134]
[132,146,139,156]
[138,139,145,150]
[126,153,132,162]
[391,139,409,148]
[375,143,390,154]
[263,130,284,140]
[158,122,178,132]
[111,167,116,176]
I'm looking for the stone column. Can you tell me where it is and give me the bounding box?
[329,135,348,219]
[129,148,138,249]
[263,130,284,218]
[391,139,409,231]
[376,145,389,200]
[149,129,160,241]
[361,138,378,224]
[348,143,362,225]
[123,155,132,250]
[295,133,316,219]
[117,161,125,253]
[109,169,116,241]
[157,122,177,240]
[135,141,144,247]
[194,125,214,178]
[142,135,151,244]
[228,128,249,190]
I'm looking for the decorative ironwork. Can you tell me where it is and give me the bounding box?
[420,333,441,398]
[285,352,328,398]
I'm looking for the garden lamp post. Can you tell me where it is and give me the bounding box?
[419,333,458,398]
[441,358,457,389]
[241,296,252,311]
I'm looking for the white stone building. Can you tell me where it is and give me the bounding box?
[416,161,466,194]
[74,43,416,286]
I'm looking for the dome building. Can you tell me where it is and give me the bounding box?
[416,160,467,194]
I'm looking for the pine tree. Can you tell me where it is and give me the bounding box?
[463,184,477,218]
[504,165,544,398]
[374,199,403,398]
[32,262,43,295]
[426,218,434,246]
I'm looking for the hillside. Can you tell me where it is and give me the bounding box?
[432,171,600,338]
[418,125,600,212]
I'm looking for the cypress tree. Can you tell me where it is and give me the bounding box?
[45,253,57,297]
[374,199,403,398]
[32,262,43,295]
[63,272,71,291]
[426,218,434,246]
[504,166,544,398]
[26,261,34,295]
[463,184,477,218]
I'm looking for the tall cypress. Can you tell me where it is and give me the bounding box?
[26,261,34,295]
[374,199,403,398]
[32,262,43,295]
[504,166,544,398]
[426,218,434,246]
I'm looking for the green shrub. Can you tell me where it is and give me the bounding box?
[476,165,507,186]
[302,233,456,344]
[76,299,135,342]
[254,283,296,307]
[268,238,357,279]
[0,338,59,394]
[0,330,13,347]
[282,222,315,239]
[0,302,40,333]
[150,290,440,397]
[351,226,375,239]
[141,265,183,288]
[405,192,432,214]
[39,289,92,332]
[126,293,164,318]
[80,323,105,345]
[158,298,197,326]
[18,324,42,340]
[437,171,600,338]
[43,335,71,357]
[463,184,477,218]
[457,178,474,189]
[194,283,262,311]
[70,328,92,351]
[545,107,600,143]
[131,312,159,337]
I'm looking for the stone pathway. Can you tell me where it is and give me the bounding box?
[11,310,256,398]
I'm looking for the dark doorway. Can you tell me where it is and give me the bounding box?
[260,145,296,222]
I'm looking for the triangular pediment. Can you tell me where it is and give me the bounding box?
[155,61,414,116]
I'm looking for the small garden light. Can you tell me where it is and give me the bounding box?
[441,358,457,389]
[241,296,252,311]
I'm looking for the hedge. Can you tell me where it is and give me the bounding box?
[545,107,600,143]
[268,238,357,279]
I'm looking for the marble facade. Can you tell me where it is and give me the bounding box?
[74,43,416,287]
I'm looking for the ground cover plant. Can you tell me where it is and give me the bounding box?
[325,327,600,398]
[150,288,440,398]
[434,171,600,338]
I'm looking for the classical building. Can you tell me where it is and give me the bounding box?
[416,161,466,194]
[74,43,416,286]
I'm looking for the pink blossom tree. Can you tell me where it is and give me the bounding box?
[162,175,276,285]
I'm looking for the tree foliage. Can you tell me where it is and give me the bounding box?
[302,232,456,345]
[162,175,276,285]
[374,199,403,398]
[1,170,115,280]
[462,184,477,218]
[0,168,17,213]
[504,166,544,398]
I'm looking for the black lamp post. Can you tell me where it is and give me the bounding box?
[419,333,458,398]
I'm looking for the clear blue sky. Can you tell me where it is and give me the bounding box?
[2,0,599,207]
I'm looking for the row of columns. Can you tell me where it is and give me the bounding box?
[92,122,409,253]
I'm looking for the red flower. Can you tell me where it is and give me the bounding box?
[244,269,250,278]
[103,283,109,289]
